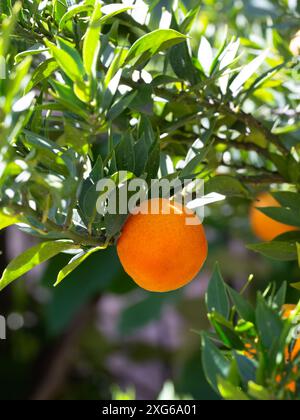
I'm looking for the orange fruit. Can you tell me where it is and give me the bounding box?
[117,198,208,292]
[249,192,297,242]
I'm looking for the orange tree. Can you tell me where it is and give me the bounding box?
[0,0,300,400]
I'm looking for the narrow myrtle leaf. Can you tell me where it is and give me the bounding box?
[273,281,287,308]
[125,29,187,65]
[230,50,268,95]
[272,191,300,210]
[180,7,200,33]
[138,116,155,147]
[102,69,122,111]
[205,175,250,198]
[99,4,132,25]
[0,241,78,291]
[104,47,128,88]
[144,139,160,181]
[169,41,199,85]
[134,134,149,177]
[5,57,32,113]
[206,263,230,319]
[0,2,21,57]
[26,59,59,93]
[210,26,228,73]
[0,212,19,230]
[180,140,213,178]
[242,62,285,100]
[83,1,102,77]
[248,382,270,401]
[59,4,93,30]
[217,376,250,401]
[55,246,105,286]
[107,91,137,120]
[44,38,84,83]
[49,79,89,119]
[234,353,257,384]
[218,39,240,94]
[255,294,283,350]
[258,207,300,228]
[198,36,213,77]
[201,332,231,393]
[115,134,135,172]
[210,315,244,349]
[247,241,297,261]
[15,44,48,63]
[227,285,255,323]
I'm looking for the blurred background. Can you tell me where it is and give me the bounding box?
[0,0,299,400]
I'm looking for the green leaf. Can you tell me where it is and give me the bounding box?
[180,140,213,178]
[201,332,231,393]
[248,382,270,401]
[0,240,78,291]
[227,285,255,323]
[26,59,59,93]
[55,246,104,286]
[209,314,244,349]
[0,2,21,57]
[198,36,213,77]
[217,376,250,401]
[144,139,160,181]
[5,57,32,113]
[205,175,250,198]
[272,191,300,210]
[291,281,300,291]
[273,281,287,308]
[138,116,155,147]
[255,294,283,351]
[206,263,230,319]
[180,7,200,34]
[257,207,300,228]
[134,134,149,177]
[49,79,89,119]
[129,84,153,115]
[247,241,297,261]
[15,44,48,63]
[99,4,132,25]
[59,4,94,31]
[115,134,135,173]
[104,46,128,88]
[169,41,199,85]
[83,1,102,77]
[107,91,137,120]
[230,50,269,95]
[234,353,257,384]
[0,212,19,230]
[44,37,85,84]
[125,29,187,66]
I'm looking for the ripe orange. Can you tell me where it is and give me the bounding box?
[117,198,208,292]
[249,192,297,242]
